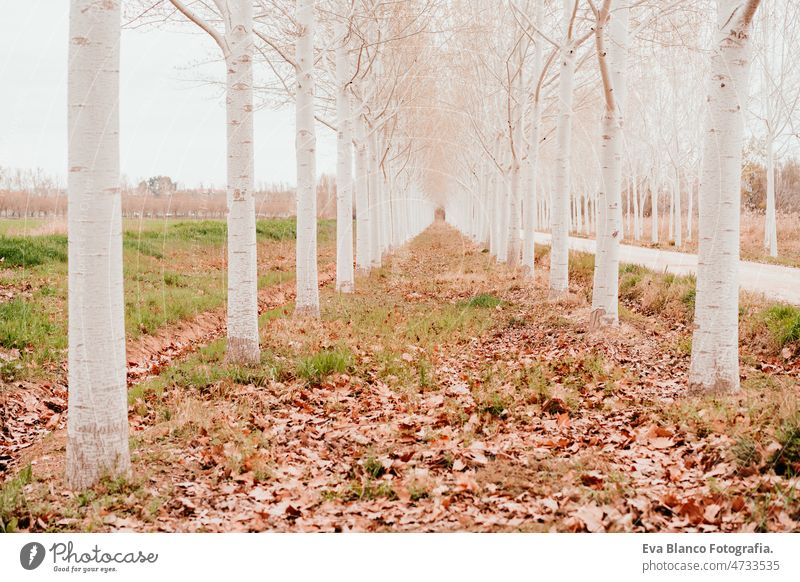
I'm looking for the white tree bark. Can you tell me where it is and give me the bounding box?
[507,53,524,268]
[764,131,778,257]
[690,0,761,394]
[650,175,659,243]
[67,0,130,489]
[295,0,320,317]
[687,173,694,242]
[632,174,641,241]
[367,125,382,268]
[674,169,682,247]
[354,115,370,273]
[334,20,354,292]
[497,152,510,263]
[168,0,260,364]
[224,0,260,361]
[590,0,628,327]
[549,0,577,294]
[522,88,540,275]
[667,178,675,242]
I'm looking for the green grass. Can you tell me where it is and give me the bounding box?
[363,456,386,479]
[465,293,502,308]
[257,219,296,241]
[126,273,224,336]
[123,237,164,259]
[0,218,325,382]
[0,464,32,532]
[128,339,282,404]
[296,348,353,385]
[770,420,800,476]
[123,218,312,245]
[762,305,800,348]
[347,479,397,501]
[0,234,67,267]
[0,298,61,351]
[731,436,760,469]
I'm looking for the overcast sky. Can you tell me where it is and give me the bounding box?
[0,1,336,189]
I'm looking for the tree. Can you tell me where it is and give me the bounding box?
[521,0,548,277]
[334,16,355,293]
[66,0,131,489]
[690,0,762,394]
[295,0,321,317]
[549,0,590,295]
[167,0,260,363]
[590,0,629,328]
[752,1,800,257]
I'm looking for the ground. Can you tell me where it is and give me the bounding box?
[1,220,799,532]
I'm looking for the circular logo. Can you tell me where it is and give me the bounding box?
[20,542,46,570]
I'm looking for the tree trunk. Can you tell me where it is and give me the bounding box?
[523,97,540,276]
[335,20,354,292]
[687,174,694,242]
[367,126,382,268]
[765,133,778,257]
[295,0,320,317]
[507,54,524,268]
[650,176,659,243]
[674,169,682,247]
[354,116,370,274]
[224,0,260,361]
[549,6,576,294]
[66,0,130,489]
[632,174,640,241]
[690,0,760,394]
[591,0,628,327]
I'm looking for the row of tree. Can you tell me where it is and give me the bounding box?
[444,0,762,395]
[444,0,796,259]
[66,0,438,488]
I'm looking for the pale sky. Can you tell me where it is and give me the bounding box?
[0,1,336,189]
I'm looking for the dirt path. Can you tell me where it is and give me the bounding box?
[532,232,800,305]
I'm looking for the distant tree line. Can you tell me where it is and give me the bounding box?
[0,167,338,219]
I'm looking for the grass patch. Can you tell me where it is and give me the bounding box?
[770,420,800,476]
[128,340,281,404]
[296,348,353,385]
[569,252,595,286]
[466,294,502,309]
[0,464,32,532]
[347,480,397,501]
[763,305,800,349]
[0,234,66,267]
[256,219,296,241]
[0,298,60,351]
[479,392,509,417]
[731,436,761,469]
[123,237,164,259]
[363,456,386,479]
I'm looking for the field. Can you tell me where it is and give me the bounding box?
[1,220,799,532]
